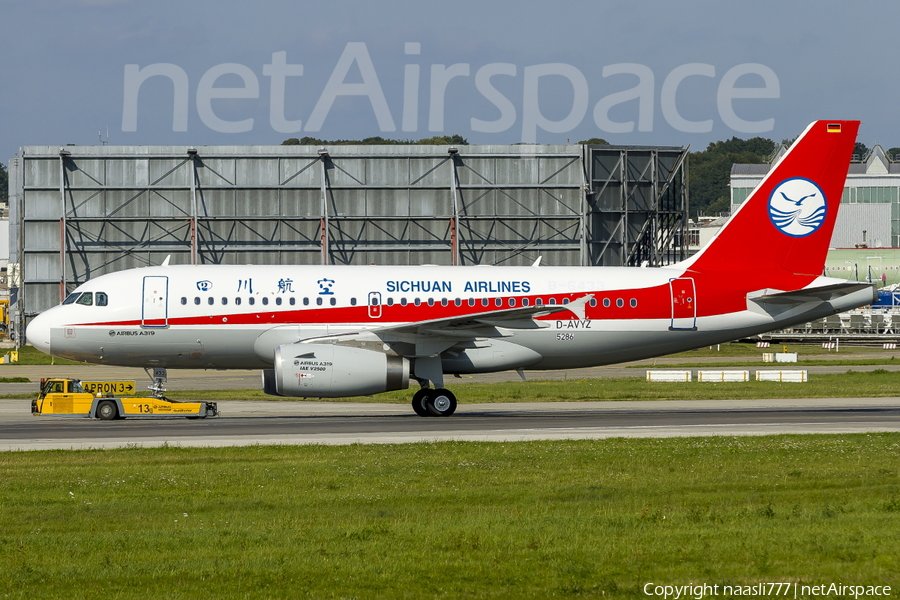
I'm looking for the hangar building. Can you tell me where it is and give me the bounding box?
[7,143,688,340]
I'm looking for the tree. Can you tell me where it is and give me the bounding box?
[282,134,468,146]
[887,147,900,162]
[853,142,869,159]
[688,136,775,218]
[0,162,7,204]
[578,138,609,145]
[414,134,468,145]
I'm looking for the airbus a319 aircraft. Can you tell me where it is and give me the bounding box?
[27,120,874,417]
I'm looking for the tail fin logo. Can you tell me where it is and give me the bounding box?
[767,177,827,237]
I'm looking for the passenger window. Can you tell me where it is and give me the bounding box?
[603,298,610,308]
[427,298,435,307]
[481,298,489,307]
[63,293,81,305]
[330,298,336,306]
[350,298,356,306]
[454,298,462,307]
[414,298,421,306]
[76,292,93,306]
[630,298,638,308]
[549,298,557,305]
[316,298,323,306]
[508,298,516,307]
[563,298,570,305]
[180,297,187,305]
[468,299,475,307]
[387,298,394,306]
[522,298,530,307]
[589,299,597,307]
[248,297,255,305]
[96,292,108,307]
[616,298,624,308]
[495,298,502,307]
[536,298,543,306]
[221,297,228,305]
[262,297,269,306]
[275,297,282,306]
[290,297,296,306]
[194,297,201,305]
[235,297,242,306]
[441,299,448,307]
[207,297,214,305]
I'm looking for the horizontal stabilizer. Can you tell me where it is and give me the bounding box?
[748,282,876,306]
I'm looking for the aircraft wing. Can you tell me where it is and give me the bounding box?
[297,294,593,360]
[371,293,593,339]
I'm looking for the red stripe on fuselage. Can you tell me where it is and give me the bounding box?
[73,284,684,328]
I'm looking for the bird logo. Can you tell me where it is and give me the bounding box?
[767,178,827,237]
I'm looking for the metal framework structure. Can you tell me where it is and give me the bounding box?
[587,145,689,266]
[8,143,687,340]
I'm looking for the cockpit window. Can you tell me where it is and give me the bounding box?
[76,292,94,306]
[63,293,81,305]
[96,292,108,307]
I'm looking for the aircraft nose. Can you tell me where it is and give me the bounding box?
[26,311,52,355]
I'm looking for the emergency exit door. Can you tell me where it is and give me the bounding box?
[368,292,382,318]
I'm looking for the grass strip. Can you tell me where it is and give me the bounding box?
[0,435,897,599]
[0,345,83,365]
[0,342,894,367]
[631,358,900,368]
[4,369,898,403]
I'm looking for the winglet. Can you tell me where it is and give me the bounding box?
[161,255,171,267]
[532,256,542,267]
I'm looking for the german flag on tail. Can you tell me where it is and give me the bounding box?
[827,123,842,133]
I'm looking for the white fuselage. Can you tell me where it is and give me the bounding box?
[26,263,872,371]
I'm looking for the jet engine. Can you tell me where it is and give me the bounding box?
[263,343,409,397]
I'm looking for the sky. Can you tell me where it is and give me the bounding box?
[2,0,899,162]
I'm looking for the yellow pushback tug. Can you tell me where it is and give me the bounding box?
[32,378,218,420]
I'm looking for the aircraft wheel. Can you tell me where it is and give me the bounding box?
[426,388,457,417]
[412,389,431,417]
[97,400,118,421]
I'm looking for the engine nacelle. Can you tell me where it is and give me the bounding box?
[264,343,409,398]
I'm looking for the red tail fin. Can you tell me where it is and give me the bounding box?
[684,120,859,285]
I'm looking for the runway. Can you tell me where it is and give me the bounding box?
[2,397,899,451]
[3,358,900,451]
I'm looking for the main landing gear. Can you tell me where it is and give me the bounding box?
[412,387,457,417]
